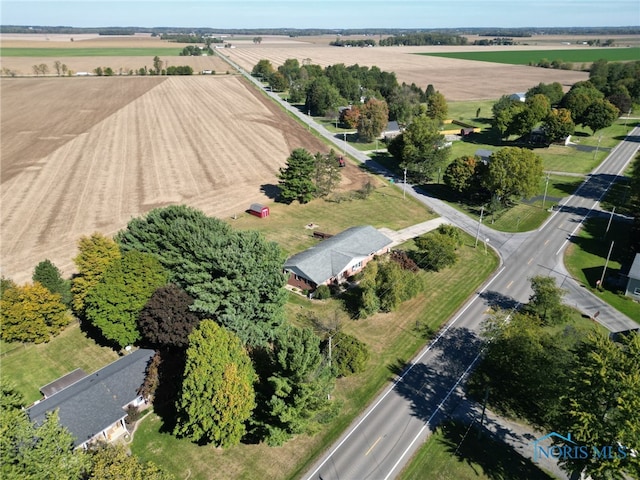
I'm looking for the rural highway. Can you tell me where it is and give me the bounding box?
[217,52,640,479]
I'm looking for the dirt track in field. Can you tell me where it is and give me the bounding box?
[1,75,372,284]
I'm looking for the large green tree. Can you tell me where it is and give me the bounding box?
[174,320,256,447]
[557,332,640,480]
[526,82,564,106]
[525,275,570,325]
[116,205,287,348]
[357,97,389,142]
[443,155,478,195]
[258,326,335,446]
[425,90,448,122]
[305,76,343,116]
[32,259,71,307]
[542,108,575,143]
[0,282,71,344]
[278,148,317,203]
[581,98,619,134]
[71,233,121,314]
[481,147,543,205]
[84,250,168,348]
[560,84,604,124]
[389,115,450,182]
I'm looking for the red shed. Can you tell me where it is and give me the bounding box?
[249,203,270,218]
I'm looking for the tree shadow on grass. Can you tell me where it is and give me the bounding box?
[437,421,557,480]
[260,184,279,200]
[152,349,186,435]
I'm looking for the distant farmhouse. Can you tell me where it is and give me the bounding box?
[284,225,393,292]
[27,349,154,449]
[509,92,526,102]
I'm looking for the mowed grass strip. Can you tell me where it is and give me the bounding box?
[0,47,183,57]
[1,323,119,404]
[419,48,640,65]
[399,422,558,480]
[132,234,499,480]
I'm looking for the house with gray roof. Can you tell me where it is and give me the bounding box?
[27,348,154,448]
[284,225,393,292]
[625,253,640,300]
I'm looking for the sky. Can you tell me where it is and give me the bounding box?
[1,0,639,29]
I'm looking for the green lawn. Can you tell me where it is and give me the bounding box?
[399,422,558,480]
[0,47,183,57]
[564,217,640,322]
[1,323,119,404]
[419,48,640,65]
[231,182,436,256]
[132,233,500,480]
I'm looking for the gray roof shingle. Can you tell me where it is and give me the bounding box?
[284,226,392,285]
[27,348,154,447]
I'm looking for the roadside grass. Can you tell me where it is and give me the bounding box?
[399,422,558,480]
[0,47,183,57]
[447,100,495,126]
[231,183,436,256]
[132,233,499,480]
[564,217,640,322]
[0,322,119,404]
[419,48,640,65]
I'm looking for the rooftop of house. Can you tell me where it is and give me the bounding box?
[284,225,392,286]
[40,368,87,399]
[27,348,154,447]
[629,253,640,280]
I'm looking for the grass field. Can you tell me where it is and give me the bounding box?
[0,47,184,57]
[564,217,640,322]
[399,422,558,480]
[420,48,640,65]
[0,323,119,404]
[131,232,500,480]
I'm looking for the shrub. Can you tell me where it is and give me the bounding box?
[314,284,331,300]
[330,332,370,377]
[414,232,458,271]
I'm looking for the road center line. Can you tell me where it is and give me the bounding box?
[527,257,533,265]
[365,436,382,456]
[303,266,506,480]
[506,280,513,289]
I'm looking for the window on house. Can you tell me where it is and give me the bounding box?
[353,261,362,271]
[634,287,640,295]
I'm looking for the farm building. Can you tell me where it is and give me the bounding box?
[284,225,393,292]
[509,92,526,102]
[625,253,640,300]
[248,203,270,218]
[381,120,402,139]
[27,349,154,449]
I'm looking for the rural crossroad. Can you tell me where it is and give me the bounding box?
[217,52,639,479]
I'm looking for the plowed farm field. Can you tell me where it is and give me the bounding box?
[1,75,353,283]
[221,43,589,100]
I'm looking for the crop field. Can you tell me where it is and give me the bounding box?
[420,47,640,65]
[0,75,348,284]
[221,44,588,101]
[1,47,184,57]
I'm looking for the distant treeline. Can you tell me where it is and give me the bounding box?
[330,38,376,47]
[379,32,468,46]
[2,25,639,36]
[473,37,516,46]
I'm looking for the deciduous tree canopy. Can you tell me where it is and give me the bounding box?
[174,320,256,447]
[481,147,543,205]
[32,259,71,307]
[84,250,169,348]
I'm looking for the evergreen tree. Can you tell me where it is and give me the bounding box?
[426,91,448,122]
[174,320,256,447]
[259,326,335,445]
[116,205,287,348]
[32,259,71,307]
[277,148,317,203]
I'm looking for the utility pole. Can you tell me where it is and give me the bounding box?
[599,240,614,288]
[542,173,550,209]
[593,134,602,160]
[403,167,407,200]
[605,207,615,236]
[328,335,332,368]
[477,386,490,439]
[475,206,484,247]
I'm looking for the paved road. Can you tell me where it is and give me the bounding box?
[217,52,640,479]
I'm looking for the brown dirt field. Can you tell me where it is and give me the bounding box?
[1,55,232,77]
[220,44,589,100]
[1,75,368,284]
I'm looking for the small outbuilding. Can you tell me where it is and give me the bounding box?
[249,203,270,218]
